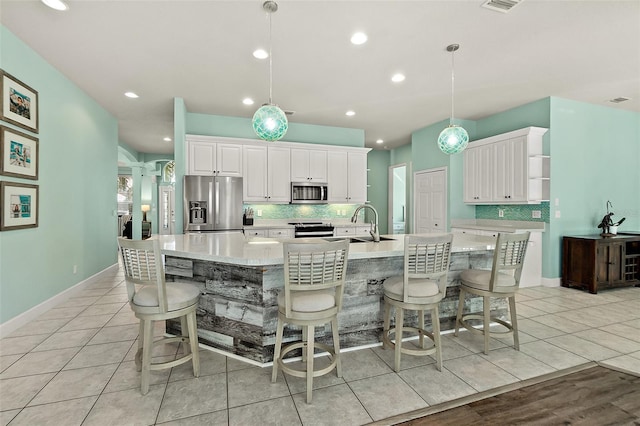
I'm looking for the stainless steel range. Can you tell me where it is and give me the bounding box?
[289,222,335,238]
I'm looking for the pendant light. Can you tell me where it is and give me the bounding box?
[252,1,288,141]
[437,44,469,155]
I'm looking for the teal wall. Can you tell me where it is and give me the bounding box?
[475,98,551,139]
[546,98,640,277]
[187,113,365,147]
[173,98,187,235]
[410,118,477,226]
[1,26,118,324]
[389,144,413,232]
[366,150,390,234]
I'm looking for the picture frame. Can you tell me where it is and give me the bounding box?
[0,70,39,133]
[0,125,39,180]
[0,181,38,231]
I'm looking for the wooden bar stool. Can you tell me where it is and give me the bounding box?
[118,237,200,394]
[454,232,530,354]
[382,234,453,372]
[271,239,350,404]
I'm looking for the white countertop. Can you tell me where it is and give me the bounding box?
[450,219,545,233]
[156,233,495,266]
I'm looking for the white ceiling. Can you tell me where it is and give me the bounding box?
[1,1,639,154]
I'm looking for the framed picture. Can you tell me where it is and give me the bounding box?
[0,126,39,180]
[1,70,39,133]
[0,181,38,231]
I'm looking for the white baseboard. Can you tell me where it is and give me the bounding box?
[542,277,561,287]
[0,263,119,338]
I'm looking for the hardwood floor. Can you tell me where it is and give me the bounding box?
[399,366,640,425]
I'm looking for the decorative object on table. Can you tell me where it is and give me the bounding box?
[141,204,150,222]
[252,1,289,141]
[597,200,626,237]
[0,181,38,231]
[437,44,468,155]
[0,70,39,133]
[0,125,38,180]
[243,207,254,226]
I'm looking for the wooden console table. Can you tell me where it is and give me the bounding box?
[562,234,640,293]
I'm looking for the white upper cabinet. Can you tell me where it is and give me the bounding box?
[242,145,268,202]
[187,140,242,176]
[463,127,549,204]
[463,143,494,203]
[290,148,328,182]
[327,150,368,203]
[242,145,290,203]
[267,146,291,203]
[185,135,369,204]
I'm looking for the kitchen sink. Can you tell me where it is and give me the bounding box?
[322,236,396,243]
[348,236,396,243]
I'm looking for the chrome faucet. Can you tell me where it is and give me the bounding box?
[351,204,380,242]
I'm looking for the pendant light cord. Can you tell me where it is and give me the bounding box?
[268,10,273,105]
[450,49,455,126]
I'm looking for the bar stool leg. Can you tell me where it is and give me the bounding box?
[331,317,342,377]
[394,307,404,373]
[432,306,442,371]
[454,289,465,337]
[306,324,315,403]
[418,309,425,349]
[483,296,491,355]
[509,295,519,351]
[272,316,284,383]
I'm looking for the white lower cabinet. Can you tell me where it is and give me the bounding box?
[334,225,372,237]
[267,228,293,239]
[244,228,267,237]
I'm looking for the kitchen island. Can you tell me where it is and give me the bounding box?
[157,232,499,364]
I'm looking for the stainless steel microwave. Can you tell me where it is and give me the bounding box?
[291,182,328,204]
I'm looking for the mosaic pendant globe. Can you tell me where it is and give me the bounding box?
[438,125,469,154]
[252,105,288,141]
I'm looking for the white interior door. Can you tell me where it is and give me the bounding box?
[158,185,175,235]
[413,168,447,233]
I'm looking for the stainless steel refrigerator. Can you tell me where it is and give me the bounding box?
[183,175,243,233]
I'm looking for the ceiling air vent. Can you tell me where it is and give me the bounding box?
[609,97,630,104]
[481,0,522,13]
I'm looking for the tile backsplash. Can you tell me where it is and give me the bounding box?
[476,202,550,222]
[243,204,360,220]
[243,202,550,223]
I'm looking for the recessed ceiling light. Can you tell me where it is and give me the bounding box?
[391,73,405,83]
[345,110,356,116]
[124,92,139,99]
[376,139,384,144]
[243,98,255,105]
[350,32,368,45]
[253,49,269,59]
[163,137,172,142]
[41,0,68,11]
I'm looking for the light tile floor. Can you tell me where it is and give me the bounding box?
[1,266,639,426]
